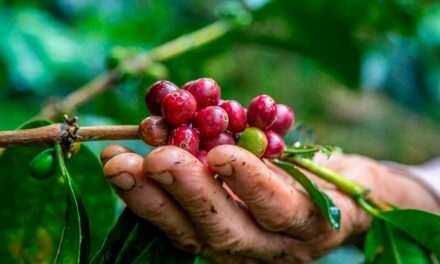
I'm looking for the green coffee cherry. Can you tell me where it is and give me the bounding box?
[237,127,268,158]
[29,149,55,180]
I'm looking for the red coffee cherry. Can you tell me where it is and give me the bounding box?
[181,80,195,91]
[167,125,200,155]
[193,106,229,138]
[138,116,170,147]
[247,95,277,129]
[161,90,197,126]
[220,100,247,133]
[267,104,295,136]
[200,131,235,151]
[145,80,178,115]
[182,78,221,109]
[263,131,285,159]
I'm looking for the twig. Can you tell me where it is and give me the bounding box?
[37,72,121,121]
[0,124,139,147]
[33,18,237,121]
[286,156,393,211]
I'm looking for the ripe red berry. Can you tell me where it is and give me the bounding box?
[247,95,277,129]
[267,104,295,136]
[182,78,221,109]
[200,131,235,151]
[263,131,285,159]
[145,80,178,115]
[138,116,170,147]
[220,100,247,133]
[161,90,197,126]
[167,125,199,155]
[181,80,195,91]
[193,106,229,138]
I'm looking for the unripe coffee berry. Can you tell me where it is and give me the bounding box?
[167,125,200,155]
[263,131,285,159]
[193,106,229,138]
[237,127,268,158]
[200,131,235,151]
[182,78,221,109]
[220,100,247,133]
[267,104,295,136]
[162,90,197,126]
[247,95,277,129]
[29,149,55,180]
[139,116,170,147]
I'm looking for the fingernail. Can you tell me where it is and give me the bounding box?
[108,172,136,191]
[213,163,234,177]
[149,171,174,185]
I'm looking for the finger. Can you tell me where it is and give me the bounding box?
[143,146,296,261]
[100,144,133,165]
[264,159,297,186]
[207,145,328,239]
[103,152,202,252]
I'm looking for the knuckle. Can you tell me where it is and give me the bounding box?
[259,213,294,232]
[204,228,244,251]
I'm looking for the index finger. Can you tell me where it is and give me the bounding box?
[207,145,329,239]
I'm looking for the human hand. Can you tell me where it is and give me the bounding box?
[101,144,439,263]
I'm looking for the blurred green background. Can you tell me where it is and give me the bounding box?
[2,0,440,164]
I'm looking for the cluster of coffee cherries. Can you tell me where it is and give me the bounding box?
[139,78,294,167]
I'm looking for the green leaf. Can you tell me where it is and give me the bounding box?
[320,145,334,158]
[284,144,339,160]
[380,209,440,258]
[365,218,386,262]
[284,145,320,160]
[116,220,194,264]
[53,144,90,264]
[272,160,341,230]
[63,142,117,256]
[91,208,138,264]
[0,120,116,263]
[0,120,67,264]
[365,218,432,264]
